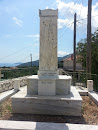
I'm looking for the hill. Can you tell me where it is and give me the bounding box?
[0,62,22,67]
[17,54,72,67]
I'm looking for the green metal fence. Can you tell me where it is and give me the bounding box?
[0,67,38,80]
[63,71,98,92]
[1,68,98,92]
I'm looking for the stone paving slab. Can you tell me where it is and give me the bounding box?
[0,120,98,130]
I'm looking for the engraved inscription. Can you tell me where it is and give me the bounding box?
[41,81,52,84]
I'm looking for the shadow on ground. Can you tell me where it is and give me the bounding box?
[7,114,86,124]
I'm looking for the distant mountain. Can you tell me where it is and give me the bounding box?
[58,54,72,61]
[17,60,39,67]
[18,54,72,67]
[0,62,22,67]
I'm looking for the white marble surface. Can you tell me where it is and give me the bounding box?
[27,75,71,95]
[39,9,58,71]
[0,89,17,104]
[38,79,56,96]
[13,79,20,90]
[87,80,93,91]
[12,86,82,116]
[39,9,58,17]
[0,120,98,130]
[88,91,98,105]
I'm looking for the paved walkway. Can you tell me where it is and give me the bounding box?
[0,120,98,130]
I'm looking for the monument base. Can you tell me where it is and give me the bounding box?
[11,86,82,116]
[27,75,71,96]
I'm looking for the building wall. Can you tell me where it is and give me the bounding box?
[63,60,82,71]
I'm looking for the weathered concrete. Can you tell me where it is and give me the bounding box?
[12,86,82,116]
[0,120,98,130]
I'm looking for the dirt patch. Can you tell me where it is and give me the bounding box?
[0,96,98,125]
[82,96,98,125]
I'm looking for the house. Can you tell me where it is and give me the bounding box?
[60,54,83,71]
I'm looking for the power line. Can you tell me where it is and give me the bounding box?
[59,22,74,39]
[0,42,39,61]
[77,14,98,22]
[0,47,27,61]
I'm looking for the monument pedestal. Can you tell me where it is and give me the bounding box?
[12,86,82,116]
[27,75,71,96]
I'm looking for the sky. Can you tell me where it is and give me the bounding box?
[0,0,98,63]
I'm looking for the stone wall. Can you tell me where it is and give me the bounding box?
[0,76,27,93]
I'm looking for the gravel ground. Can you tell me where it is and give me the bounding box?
[0,96,98,125]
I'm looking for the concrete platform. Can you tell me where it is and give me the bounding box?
[11,86,82,116]
[0,120,98,130]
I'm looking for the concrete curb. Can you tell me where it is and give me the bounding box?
[0,89,18,104]
[88,91,98,106]
[0,120,98,130]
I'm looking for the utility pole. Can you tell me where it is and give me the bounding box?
[86,0,92,79]
[30,54,32,68]
[0,69,1,80]
[73,13,76,85]
[73,13,76,73]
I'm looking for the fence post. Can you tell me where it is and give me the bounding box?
[87,80,93,91]
[13,79,20,91]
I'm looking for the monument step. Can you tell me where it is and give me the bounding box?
[11,86,82,116]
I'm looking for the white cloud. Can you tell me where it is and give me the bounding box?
[56,0,98,32]
[58,19,70,29]
[46,6,49,9]
[26,34,39,38]
[27,42,39,47]
[12,17,22,27]
[58,51,69,57]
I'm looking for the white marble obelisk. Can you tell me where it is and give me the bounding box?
[38,9,59,79]
[38,9,58,96]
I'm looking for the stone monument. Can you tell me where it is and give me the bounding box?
[12,9,82,116]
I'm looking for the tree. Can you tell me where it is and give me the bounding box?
[76,30,98,75]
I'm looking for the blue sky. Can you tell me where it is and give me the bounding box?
[0,0,98,63]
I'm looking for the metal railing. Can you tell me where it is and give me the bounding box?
[0,67,38,80]
[63,71,98,92]
[0,68,98,92]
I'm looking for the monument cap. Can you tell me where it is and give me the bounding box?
[39,9,58,17]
